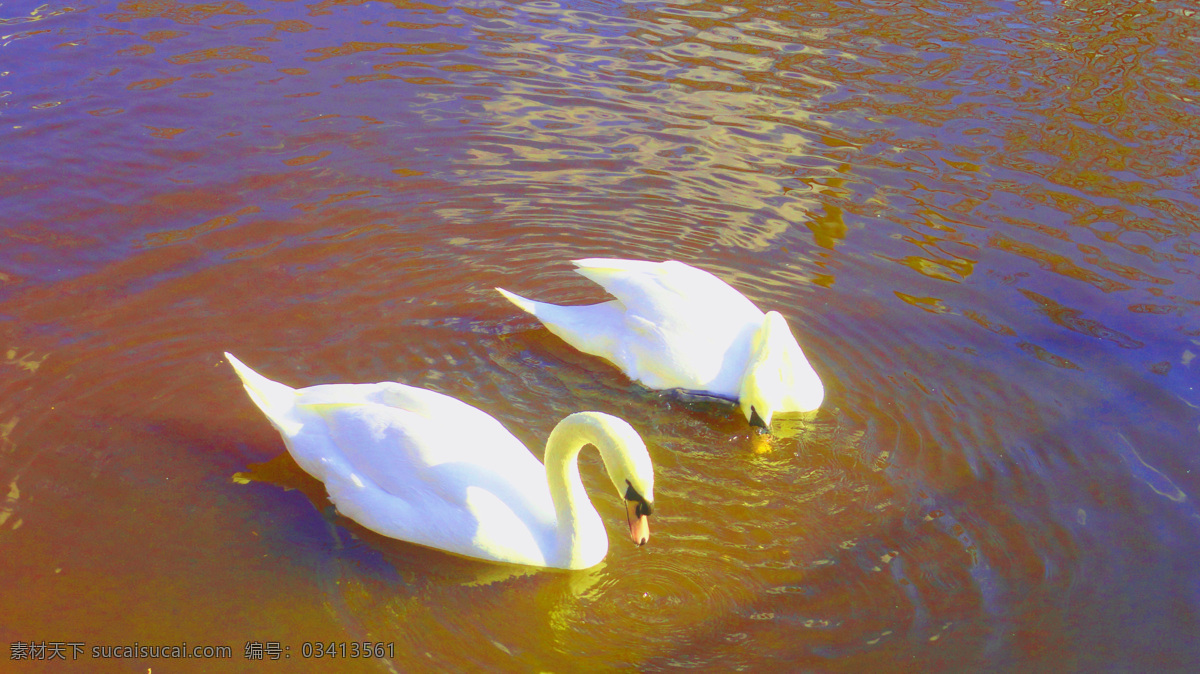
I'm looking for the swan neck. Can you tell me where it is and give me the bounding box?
[741,315,776,386]
[543,414,614,567]
[750,312,783,359]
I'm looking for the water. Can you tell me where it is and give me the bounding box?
[2,0,1199,671]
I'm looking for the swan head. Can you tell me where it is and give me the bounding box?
[554,412,655,547]
[623,479,653,546]
[738,311,825,430]
[598,415,654,547]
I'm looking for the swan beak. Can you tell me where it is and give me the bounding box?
[748,406,769,432]
[625,500,650,546]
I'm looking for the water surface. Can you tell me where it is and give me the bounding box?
[2,0,1199,671]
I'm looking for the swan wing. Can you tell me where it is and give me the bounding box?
[571,258,763,327]
[497,287,689,389]
[227,354,559,565]
[295,381,525,457]
[293,384,549,502]
[571,259,765,393]
[297,398,556,564]
[497,288,629,367]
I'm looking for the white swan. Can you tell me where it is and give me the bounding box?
[225,353,654,570]
[496,258,824,429]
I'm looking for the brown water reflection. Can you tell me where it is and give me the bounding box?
[3,0,1199,671]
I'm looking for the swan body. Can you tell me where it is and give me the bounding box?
[225,353,654,570]
[496,258,824,428]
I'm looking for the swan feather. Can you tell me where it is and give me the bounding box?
[226,353,653,569]
[497,258,824,427]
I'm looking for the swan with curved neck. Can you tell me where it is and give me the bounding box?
[226,353,654,570]
[496,258,824,430]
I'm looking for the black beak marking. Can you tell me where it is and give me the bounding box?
[624,480,653,517]
[748,405,768,430]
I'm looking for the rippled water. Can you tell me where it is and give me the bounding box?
[3,0,1199,671]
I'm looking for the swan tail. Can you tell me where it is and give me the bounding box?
[495,287,543,317]
[497,286,608,332]
[496,289,625,363]
[225,352,303,436]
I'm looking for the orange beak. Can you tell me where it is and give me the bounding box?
[625,500,650,546]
